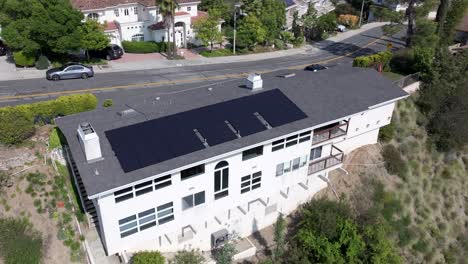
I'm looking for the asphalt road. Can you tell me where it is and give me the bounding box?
[0,26,405,106]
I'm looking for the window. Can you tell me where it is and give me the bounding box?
[310,146,322,160]
[187,6,192,11]
[182,191,205,210]
[285,134,298,147]
[124,9,129,16]
[300,155,308,167]
[132,34,144,42]
[119,215,138,238]
[276,163,284,176]
[214,161,229,200]
[138,208,156,231]
[241,172,262,193]
[87,13,99,20]
[114,9,120,17]
[272,131,311,152]
[181,164,205,180]
[284,160,292,173]
[272,139,285,152]
[292,157,300,171]
[156,8,160,16]
[242,146,263,161]
[299,131,311,143]
[154,175,171,190]
[157,202,175,225]
[114,187,134,203]
[135,180,153,196]
[134,7,138,14]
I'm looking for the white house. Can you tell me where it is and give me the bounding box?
[284,0,336,29]
[56,66,408,258]
[71,0,210,48]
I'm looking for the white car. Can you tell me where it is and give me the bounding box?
[337,25,347,32]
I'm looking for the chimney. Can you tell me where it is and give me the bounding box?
[246,73,263,90]
[77,122,102,162]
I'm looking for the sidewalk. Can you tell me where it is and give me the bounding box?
[0,22,388,81]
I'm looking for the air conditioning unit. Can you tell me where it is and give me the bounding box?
[211,229,229,248]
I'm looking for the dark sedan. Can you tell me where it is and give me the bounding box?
[46,63,94,81]
[304,64,328,72]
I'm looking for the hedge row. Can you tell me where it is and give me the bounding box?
[353,51,393,68]
[13,51,36,67]
[0,94,98,145]
[122,41,172,53]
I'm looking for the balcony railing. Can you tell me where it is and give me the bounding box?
[312,120,349,145]
[308,145,344,175]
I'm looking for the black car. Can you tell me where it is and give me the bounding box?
[46,63,94,81]
[90,44,123,60]
[0,40,7,56]
[304,64,328,72]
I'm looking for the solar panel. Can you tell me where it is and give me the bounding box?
[105,89,307,173]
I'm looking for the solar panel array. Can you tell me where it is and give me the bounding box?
[105,89,307,173]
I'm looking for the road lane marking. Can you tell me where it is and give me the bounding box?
[0,35,385,101]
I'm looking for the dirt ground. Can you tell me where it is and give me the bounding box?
[0,126,75,264]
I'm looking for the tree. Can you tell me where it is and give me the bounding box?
[273,214,286,262]
[435,0,450,35]
[292,10,302,38]
[236,15,267,48]
[258,0,286,44]
[157,0,179,58]
[0,108,35,145]
[215,242,237,264]
[439,0,468,45]
[302,3,318,39]
[200,0,232,20]
[0,0,83,55]
[79,20,110,60]
[193,9,223,51]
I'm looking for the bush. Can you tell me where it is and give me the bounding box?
[337,14,359,28]
[0,94,97,145]
[0,109,35,145]
[292,33,305,47]
[122,41,160,53]
[379,123,395,143]
[274,39,285,50]
[389,49,415,74]
[200,49,234,57]
[382,145,408,179]
[35,55,50,70]
[13,51,36,67]
[353,51,393,68]
[102,99,113,107]
[132,251,165,264]
[173,249,204,264]
[48,127,66,149]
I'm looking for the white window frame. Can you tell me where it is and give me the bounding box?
[114,9,120,17]
[241,171,262,194]
[311,146,323,160]
[134,6,138,15]
[214,162,229,200]
[276,163,284,176]
[292,157,300,171]
[124,8,129,16]
[182,191,205,210]
[157,202,175,225]
[119,215,138,238]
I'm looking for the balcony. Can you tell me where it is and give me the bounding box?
[308,145,344,175]
[312,120,349,145]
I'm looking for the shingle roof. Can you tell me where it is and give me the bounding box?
[71,0,200,11]
[56,66,408,197]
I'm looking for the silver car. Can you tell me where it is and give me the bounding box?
[46,63,94,81]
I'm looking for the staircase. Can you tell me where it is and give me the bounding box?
[64,146,99,227]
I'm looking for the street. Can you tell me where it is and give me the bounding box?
[0,26,405,106]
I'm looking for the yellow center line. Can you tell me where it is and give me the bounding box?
[0,36,384,101]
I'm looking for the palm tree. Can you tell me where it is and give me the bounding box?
[157,0,179,59]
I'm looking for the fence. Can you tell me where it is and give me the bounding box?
[393,72,420,88]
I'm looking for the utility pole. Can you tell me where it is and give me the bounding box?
[233,4,240,55]
[359,0,365,27]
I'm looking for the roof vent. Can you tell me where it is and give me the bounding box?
[280,73,296,78]
[246,73,263,90]
[77,122,102,162]
[118,109,137,117]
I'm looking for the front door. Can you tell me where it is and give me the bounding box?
[175,31,183,48]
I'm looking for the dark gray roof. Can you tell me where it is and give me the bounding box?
[56,66,408,197]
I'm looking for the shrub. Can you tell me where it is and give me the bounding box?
[132,251,165,264]
[200,49,233,57]
[215,243,237,264]
[13,51,36,67]
[48,127,66,150]
[274,39,285,50]
[35,55,50,70]
[122,41,160,53]
[389,49,415,74]
[102,99,113,107]
[292,33,305,47]
[382,145,408,179]
[378,123,395,143]
[353,51,393,68]
[337,14,359,27]
[0,109,35,145]
[173,249,204,264]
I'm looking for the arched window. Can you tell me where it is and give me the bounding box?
[87,13,99,20]
[131,34,144,42]
[214,161,229,200]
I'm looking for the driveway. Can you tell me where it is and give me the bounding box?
[0,55,16,83]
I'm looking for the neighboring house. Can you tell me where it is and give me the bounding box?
[455,12,468,45]
[284,0,336,29]
[56,66,407,257]
[368,0,408,22]
[71,0,211,48]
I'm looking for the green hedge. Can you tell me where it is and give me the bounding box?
[13,51,36,67]
[200,49,234,57]
[132,251,165,264]
[0,94,98,145]
[122,41,171,53]
[353,51,393,68]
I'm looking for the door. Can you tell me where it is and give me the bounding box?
[175,31,183,48]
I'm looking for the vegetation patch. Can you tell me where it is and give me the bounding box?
[132,251,165,264]
[200,49,234,57]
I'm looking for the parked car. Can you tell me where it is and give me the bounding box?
[0,41,7,56]
[304,64,328,72]
[46,63,94,81]
[89,44,123,60]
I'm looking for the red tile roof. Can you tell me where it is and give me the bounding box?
[148,21,166,30]
[175,11,190,16]
[105,21,119,31]
[190,11,207,24]
[71,0,200,11]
